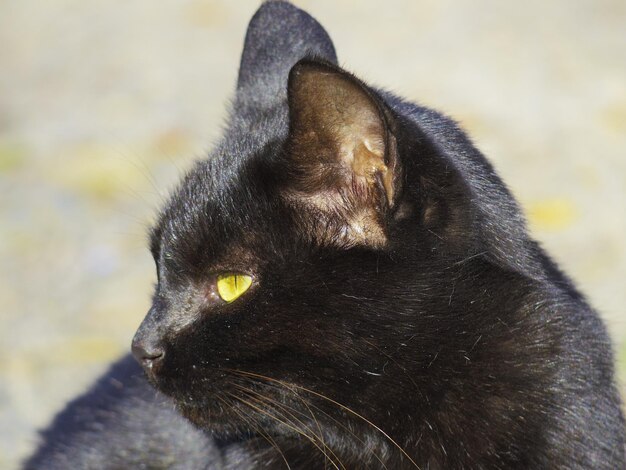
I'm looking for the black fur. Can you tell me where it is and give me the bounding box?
[25,1,625,469]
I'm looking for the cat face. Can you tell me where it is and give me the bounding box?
[131,1,536,445]
[134,60,435,433]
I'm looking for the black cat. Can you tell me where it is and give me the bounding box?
[25,2,625,469]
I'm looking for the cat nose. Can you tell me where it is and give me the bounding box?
[131,336,165,369]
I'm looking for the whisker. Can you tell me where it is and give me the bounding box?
[230,383,346,470]
[226,391,341,470]
[217,394,292,469]
[294,388,331,470]
[233,376,389,470]
[226,369,421,469]
[297,398,390,470]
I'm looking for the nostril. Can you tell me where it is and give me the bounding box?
[131,339,165,368]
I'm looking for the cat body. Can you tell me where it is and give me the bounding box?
[25,2,625,469]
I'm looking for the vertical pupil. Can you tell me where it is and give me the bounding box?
[217,273,251,302]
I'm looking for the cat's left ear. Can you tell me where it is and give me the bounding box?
[283,59,401,248]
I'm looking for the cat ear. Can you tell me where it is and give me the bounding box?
[236,1,337,109]
[283,59,401,248]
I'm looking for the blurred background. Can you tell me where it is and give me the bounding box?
[1,0,624,467]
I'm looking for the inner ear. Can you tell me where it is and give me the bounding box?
[284,59,400,247]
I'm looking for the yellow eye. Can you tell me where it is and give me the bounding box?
[216,273,253,303]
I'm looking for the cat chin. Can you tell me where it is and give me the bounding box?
[175,397,278,440]
[176,400,232,430]
[146,372,248,430]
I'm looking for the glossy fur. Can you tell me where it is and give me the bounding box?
[25,1,625,469]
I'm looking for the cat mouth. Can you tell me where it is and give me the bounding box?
[152,368,297,432]
[146,366,240,417]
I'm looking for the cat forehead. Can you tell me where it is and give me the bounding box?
[150,143,285,261]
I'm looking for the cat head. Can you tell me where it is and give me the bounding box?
[132,0,542,447]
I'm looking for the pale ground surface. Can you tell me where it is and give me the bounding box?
[1,0,625,467]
